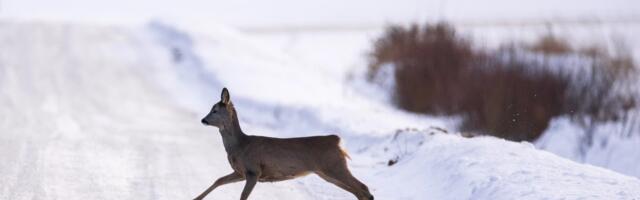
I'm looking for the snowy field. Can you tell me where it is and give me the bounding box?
[1,19,640,200]
[246,21,640,179]
[1,0,640,199]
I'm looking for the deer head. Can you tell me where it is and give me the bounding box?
[201,88,236,130]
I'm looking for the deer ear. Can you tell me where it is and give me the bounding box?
[221,87,230,104]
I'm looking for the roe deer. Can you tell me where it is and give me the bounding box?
[194,88,374,200]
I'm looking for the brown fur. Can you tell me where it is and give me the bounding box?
[194,88,373,200]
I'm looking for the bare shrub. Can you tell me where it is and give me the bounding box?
[370,23,475,115]
[368,22,636,141]
[527,34,572,55]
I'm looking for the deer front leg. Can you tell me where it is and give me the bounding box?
[194,172,244,200]
[239,170,260,200]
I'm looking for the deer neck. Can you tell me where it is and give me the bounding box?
[219,106,247,153]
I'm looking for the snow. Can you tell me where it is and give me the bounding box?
[537,116,640,178]
[1,19,640,200]
[367,131,640,199]
[245,19,640,181]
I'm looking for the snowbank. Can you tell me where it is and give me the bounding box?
[537,116,640,178]
[364,130,640,199]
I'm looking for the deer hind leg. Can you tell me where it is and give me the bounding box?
[194,172,244,200]
[317,167,374,200]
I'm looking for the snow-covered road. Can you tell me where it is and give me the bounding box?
[1,20,639,200]
[0,21,313,199]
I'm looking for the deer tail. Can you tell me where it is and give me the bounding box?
[333,135,351,160]
[340,146,352,160]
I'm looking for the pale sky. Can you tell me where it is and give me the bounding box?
[1,0,638,27]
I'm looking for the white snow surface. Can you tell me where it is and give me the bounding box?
[249,21,640,180]
[1,20,639,200]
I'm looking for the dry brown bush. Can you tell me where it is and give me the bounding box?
[368,22,636,141]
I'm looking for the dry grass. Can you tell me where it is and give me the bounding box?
[368,22,636,141]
